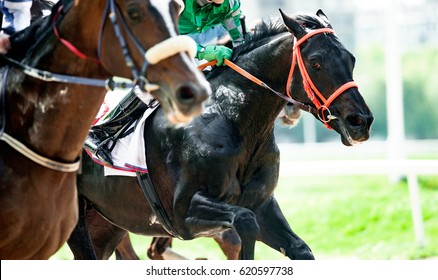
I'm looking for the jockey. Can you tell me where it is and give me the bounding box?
[84,0,250,166]
[0,0,33,54]
[180,0,246,66]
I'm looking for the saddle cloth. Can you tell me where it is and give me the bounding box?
[88,90,158,177]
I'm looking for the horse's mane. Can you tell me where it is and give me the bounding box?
[234,12,328,57]
[30,0,56,23]
[231,18,286,57]
[207,12,328,78]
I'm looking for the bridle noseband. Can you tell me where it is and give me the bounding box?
[0,0,198,172]
[52,0,156,92]
[286,28,359,129]
[198,27,358,130]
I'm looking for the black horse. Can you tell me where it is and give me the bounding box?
[69,9,373,260]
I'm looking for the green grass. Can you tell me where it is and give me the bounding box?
[51,175,438,260]
[275,175,438,259]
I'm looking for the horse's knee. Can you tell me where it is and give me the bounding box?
[177,225,196,241]
[234,209,260,239]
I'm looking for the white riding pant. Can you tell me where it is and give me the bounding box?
[1,0,32,34]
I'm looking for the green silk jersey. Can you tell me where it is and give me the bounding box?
[178,0,244,44]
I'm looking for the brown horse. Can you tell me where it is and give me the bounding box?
[0,0,209,259]
[69,9,373,260]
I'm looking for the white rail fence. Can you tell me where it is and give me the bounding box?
[278,141,438,248]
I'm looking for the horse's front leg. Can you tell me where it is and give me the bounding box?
[255,196,314,260]
[67,195,97,260]
[178,190,260,260]
[213,229,241,260]
[68,202,129,260]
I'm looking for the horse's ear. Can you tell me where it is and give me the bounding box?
[279,9,306,40]
[316,9,333,28]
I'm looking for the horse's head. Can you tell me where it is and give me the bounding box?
[91,0,211,124]
[280,9,373,146]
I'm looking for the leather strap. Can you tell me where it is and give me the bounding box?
[136,172,182,239]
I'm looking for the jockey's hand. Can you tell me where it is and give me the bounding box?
[0,33,11,55]
[196,45,232,66]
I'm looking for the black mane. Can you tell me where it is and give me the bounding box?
[232,18,287,58]
[234,12,328,58]
[207,12,328,77]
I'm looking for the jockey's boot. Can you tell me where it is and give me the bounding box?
[84,89,148,166]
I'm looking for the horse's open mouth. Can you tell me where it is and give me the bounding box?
[165,99,201,125]
[337,121,365,146]
[167,110,194,125]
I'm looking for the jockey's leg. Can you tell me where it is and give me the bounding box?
[84,88,150,166]
[1,0,32,34]
[0,0,32,54]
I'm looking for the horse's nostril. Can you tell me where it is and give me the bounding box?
[347,114,366,128]
[177,85,196,104]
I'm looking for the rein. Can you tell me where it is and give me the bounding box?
[0,0,197,173]
[198,59,318,115]
[199,28,359,129]
[2,0,156,92]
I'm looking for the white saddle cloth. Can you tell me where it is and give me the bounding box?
[88,90,158,177]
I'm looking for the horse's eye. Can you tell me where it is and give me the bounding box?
[127,4,142,22]
[311,61,321,70]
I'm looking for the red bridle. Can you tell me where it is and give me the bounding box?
[286,28,358,129]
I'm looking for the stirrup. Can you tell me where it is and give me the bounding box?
[84,137,114,166]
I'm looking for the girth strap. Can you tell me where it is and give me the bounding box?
[136,172,182,239]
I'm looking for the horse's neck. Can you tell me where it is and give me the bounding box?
[208,78,285,143]
[210,34,293,139]
[6,3,106,161]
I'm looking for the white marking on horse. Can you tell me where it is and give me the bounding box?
[150,0,177,37]
[60,87,68,95]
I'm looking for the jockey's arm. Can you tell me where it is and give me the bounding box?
[222,0,246,47]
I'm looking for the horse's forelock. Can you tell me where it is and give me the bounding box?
[292,13,329,30]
